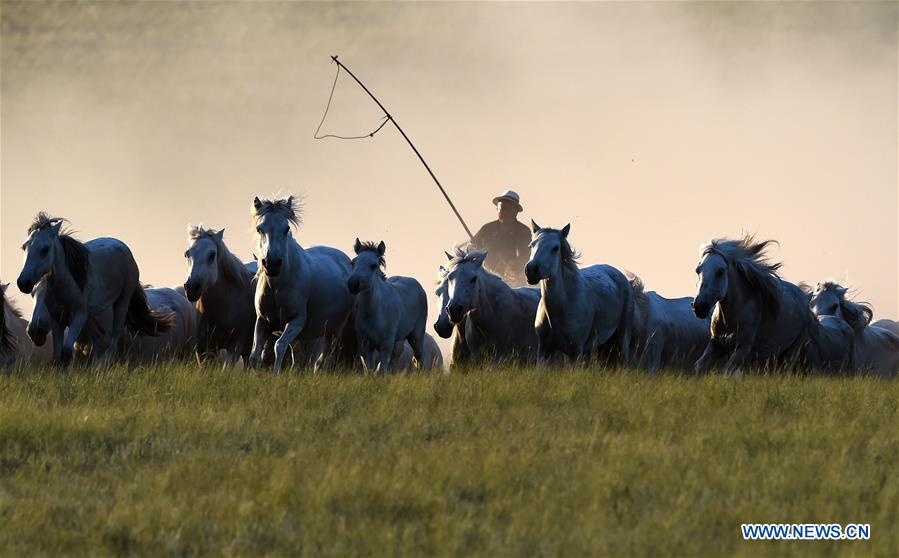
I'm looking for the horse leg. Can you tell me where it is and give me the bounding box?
[273,314,306,374]
[722,345,750,375]
[694,340,726,373]
[407,330,426,371]
[61,311,88,366]
[50,318,65,364]
[248,317,271,369]
[104,295,131,366]
[376,341,394,374]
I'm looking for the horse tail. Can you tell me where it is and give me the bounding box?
[126,288,174,336]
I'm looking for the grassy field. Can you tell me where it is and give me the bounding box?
[0,365,896,557]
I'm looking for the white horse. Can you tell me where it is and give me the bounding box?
[17,213,172,365]
[249,196,354,373]
[183,225,260,365]
[810,282,898,377]
[347,239,428,373]
[691,236,820,374]
[627,274,710,373]
[433,265,474,367]
[442,247,540,364]
[525,222,634,365]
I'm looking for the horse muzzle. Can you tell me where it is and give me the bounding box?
[446,304,467,324]
[691,300,711,319]
[347,277,361,294]
[433,319,454,339]
[524,264,541,285]
[183,282,202,302]
[261,258,282,277]
[17,277,34,294]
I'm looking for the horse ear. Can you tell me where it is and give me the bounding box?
[531,219,541,233]
[0,283,7,294]
[215,228,225,240]
[444,251,454,261]
[253,196,262,210]
[838,287,848,296]
[49,220,63,235]
[561,223,571,238]
[472,251,487,268]
[438,265,447,275]
[377,241,386,256]
[353,238,362,254]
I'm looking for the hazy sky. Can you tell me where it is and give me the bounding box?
[2,2,897,338]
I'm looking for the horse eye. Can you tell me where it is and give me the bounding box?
[370,264,377,270]
[40,247,49,256]
[208,252,215,262]
[284,226,290,235]
[470,276,477,284]
[716,269,725,277]
[256,226,262,234]
[552,246,559,252]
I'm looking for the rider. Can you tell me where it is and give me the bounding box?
[470,190,531,285]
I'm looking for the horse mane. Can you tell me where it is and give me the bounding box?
[702,234,782,315]
[535,228,581,272]
[447,246,510,290]
[816,281,873,334]
[188,225,252,287]
[353,241,387,280]
[0,288,19,355]
[626,272,649,305]
[251,196,303,227]
[28,213,91,292]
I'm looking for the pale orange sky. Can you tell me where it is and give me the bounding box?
[2,2,897,335]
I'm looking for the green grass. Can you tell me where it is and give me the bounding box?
[0,365,896,557]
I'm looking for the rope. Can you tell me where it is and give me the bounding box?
[313,65,391,140]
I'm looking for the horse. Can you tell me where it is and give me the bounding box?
[809,282,899,377]
[183,225,260,365]
[16,213,173,365]
[433,264,475,367]
[525,222,634,365]
[691,235,818,374]
[250,196,354,373]
[1,283,37,367]
[627,274,710,373]
[442,247,540,364]
[347,239,428,373]
[123,287,198,362]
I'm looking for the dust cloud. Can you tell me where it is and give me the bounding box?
[2,2,896,339]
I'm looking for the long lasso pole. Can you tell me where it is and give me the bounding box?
[329,55,474,241]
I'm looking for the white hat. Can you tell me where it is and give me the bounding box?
[492,189,523,212]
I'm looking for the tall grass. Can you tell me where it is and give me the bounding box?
[0,364,895,556]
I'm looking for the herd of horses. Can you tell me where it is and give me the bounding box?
[2,196,898,377]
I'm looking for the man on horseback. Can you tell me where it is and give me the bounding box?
[471,190,531,286]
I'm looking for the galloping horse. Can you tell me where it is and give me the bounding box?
[692,236,817,373]
[184,225,260,364]
[627,274,710,373]
[525,222,633,365]
[250,196,354,373]
[17,213,172,364]
[434,264,475,366]
[810,282,899,377]
[442,247,540,365]
[348,239,428,373]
